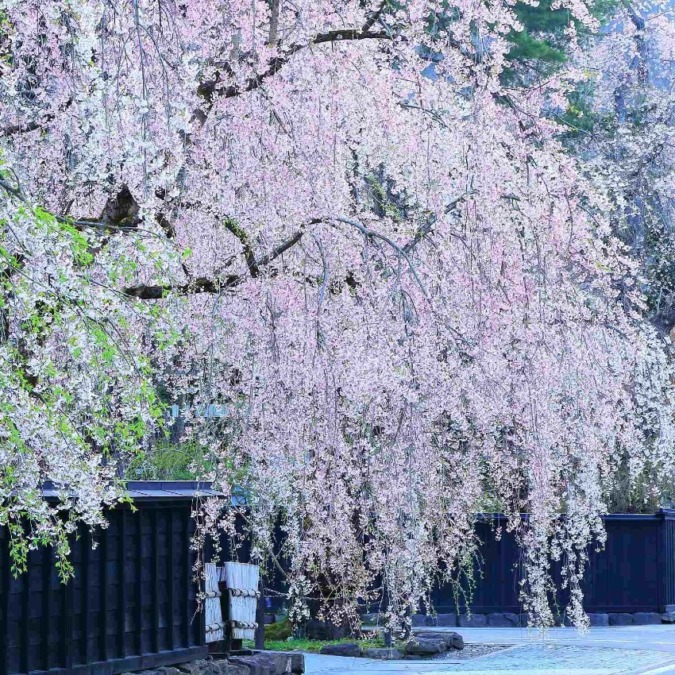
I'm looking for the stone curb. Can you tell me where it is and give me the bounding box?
[363,610,675,628]
[126,652,304,675]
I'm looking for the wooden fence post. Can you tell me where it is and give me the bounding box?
[255,576,265,649]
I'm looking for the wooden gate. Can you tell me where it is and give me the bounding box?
[204,563,224,643]
[221,563,259,641]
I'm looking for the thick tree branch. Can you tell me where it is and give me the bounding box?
[198,28,390,108]
[223,217,259,277]
[98,186,141,228]
[255,228,309,267]
[0,100,73,138]
[0,118,51,137]
[123,275,241,299]
[122,209,443,301]
[362,0,389,32]
[123,220,318,299]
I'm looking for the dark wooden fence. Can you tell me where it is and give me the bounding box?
[217,509,675,617]
[4,484,675,675]
[219,509,675,618]
[0,482,215,675]
[431,510,675,614]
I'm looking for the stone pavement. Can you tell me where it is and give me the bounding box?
[430,626,675,654]
[303,626,675,674]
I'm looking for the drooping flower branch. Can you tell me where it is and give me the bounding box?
[0,0,674,628]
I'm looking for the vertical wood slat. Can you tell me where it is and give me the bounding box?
[152,509,160,654]
[199,586,206,648]
[0,529,9,675]
[135,509,143,657]
[657,512,675,611]
[664,518,675,607]
[20,550,29,674]
[667,519,675,609]
[118,510,127,658]
[661,514,673,611]
[100,526,109,662]
[168,508,175,650]
[657,514,664,611]
[183,510,190,648]
[41,545,51,671]
[62,543,73,670]
[81,529,90,666]
[195,517,205,647]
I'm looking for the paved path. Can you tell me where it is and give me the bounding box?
[303,626,675,674]
[433,626,675,655]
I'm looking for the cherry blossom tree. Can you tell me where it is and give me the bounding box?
[576,1,675,333]
[1,0,674,628]
[562,0,675,512]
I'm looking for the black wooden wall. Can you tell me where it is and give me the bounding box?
[431,510,675,615]
[223,509,675,617]
[0,485,209,675]
[4,485,675,675]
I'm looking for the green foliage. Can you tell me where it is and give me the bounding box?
[365,172,403,222]
[263,617,293,641]
[0,152,181,575]
[508,0,570,64]
[606,456,675,514]
[558,85,601,135]
[502,0,618,84]
[507,30,566,66]
[126,439,215,480]
[0,10,11,70]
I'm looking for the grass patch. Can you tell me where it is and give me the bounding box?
[244,634,393,653]
[262,618,292,641]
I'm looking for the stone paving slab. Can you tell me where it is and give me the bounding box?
[320,625,675,673]
[304,645,675,674]
[416,626,675,655]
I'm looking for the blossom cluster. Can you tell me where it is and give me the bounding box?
[0,0,673,627]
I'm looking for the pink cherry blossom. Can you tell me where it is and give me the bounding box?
[0,0,674,628]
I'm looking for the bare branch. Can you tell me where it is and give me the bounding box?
[124,275,241,299]
[122,214,432,300]
[0,176,22,199]
[402,192,472,254]
[324,215,429,298]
